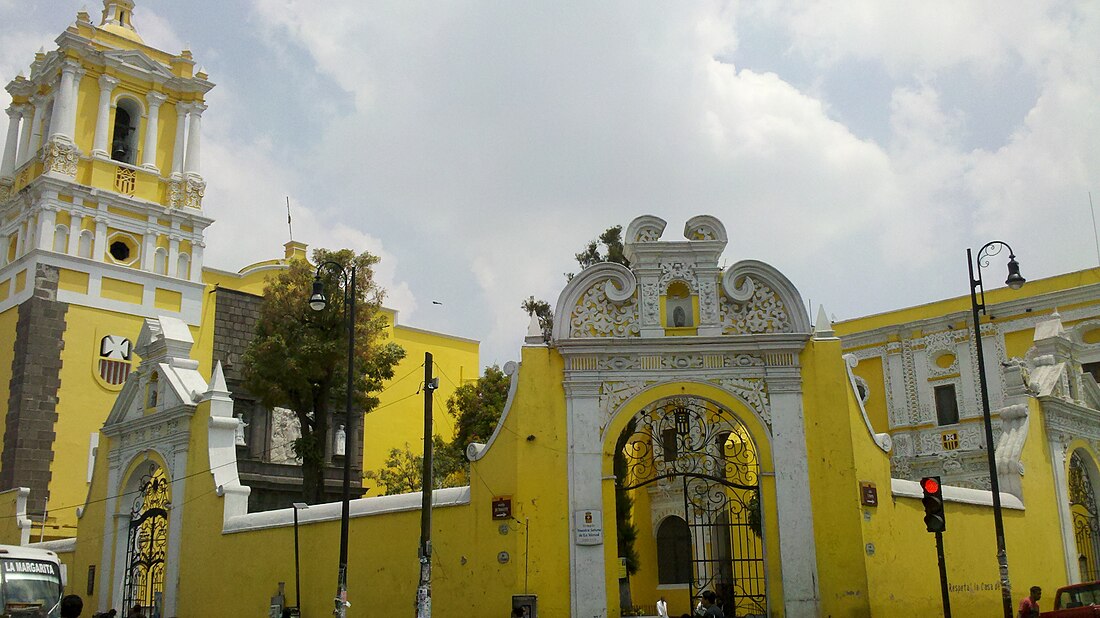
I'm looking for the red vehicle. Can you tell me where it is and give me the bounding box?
[1041,581,1100,617]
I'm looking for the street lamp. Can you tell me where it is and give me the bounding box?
[292,502,308,616]
[967,241,1025,618]
[308,261,357,618]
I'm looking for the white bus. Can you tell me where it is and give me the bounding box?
[0,545,64,618]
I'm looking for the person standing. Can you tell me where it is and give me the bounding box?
[656,595,669,618]
[1018,586,1042,618]
[59,595,83,618]
[700,590,725,618]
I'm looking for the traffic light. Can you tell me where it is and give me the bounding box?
[921,476,946,533]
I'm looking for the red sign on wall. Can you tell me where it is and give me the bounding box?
[492,496,512,520]
[860,481,878,507]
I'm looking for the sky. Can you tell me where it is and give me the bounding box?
[2,1,1098,369]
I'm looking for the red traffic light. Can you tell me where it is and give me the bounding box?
[921,477,940,494]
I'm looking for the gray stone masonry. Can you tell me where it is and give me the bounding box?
[2,263,68,517]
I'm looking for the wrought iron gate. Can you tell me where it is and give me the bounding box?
[123,464,169,615]
[620,397,766,616]
[1070,451,1100,581]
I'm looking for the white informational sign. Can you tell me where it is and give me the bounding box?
[574,509,603,545]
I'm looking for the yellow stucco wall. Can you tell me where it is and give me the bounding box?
[363,317,480,483]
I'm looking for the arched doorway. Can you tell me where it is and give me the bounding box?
[121,462,170,616]
[1069,450,1100,581]
[618,396,765,616]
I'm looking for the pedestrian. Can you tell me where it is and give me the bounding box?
[656,595,668,618]
[126,605,143,618]
[700,590,725,618]
[1019,586,1042,618]
[60,594,83,618]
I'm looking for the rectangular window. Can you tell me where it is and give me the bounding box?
[934,384,959,426]
[661,428,678,462]
[1083,361,1100,384]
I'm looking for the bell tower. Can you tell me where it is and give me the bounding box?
[0,1,215,528]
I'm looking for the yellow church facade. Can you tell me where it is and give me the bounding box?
[0,0,478,537]
[2,3,1098,618]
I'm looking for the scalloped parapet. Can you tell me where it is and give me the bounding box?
[552,215,811,341]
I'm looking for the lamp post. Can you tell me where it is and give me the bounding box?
[308,261,357,618]
[967,241,1025,618]
[292,502,308,616]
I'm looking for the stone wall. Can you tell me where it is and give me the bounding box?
[1,264,68,516]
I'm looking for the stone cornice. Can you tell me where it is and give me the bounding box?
[841,285,1100,350]
[1040,395,1100,443]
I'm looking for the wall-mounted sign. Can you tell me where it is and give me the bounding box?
[492,496,512,520]
[860,481,878,507]
[574,509,603,545]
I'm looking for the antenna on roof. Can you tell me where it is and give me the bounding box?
[1090,191,1099,267]
[286,196,293,242]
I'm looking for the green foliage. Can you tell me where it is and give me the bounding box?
[241,248,405,503]
[574,225,628,270]
[521,296,553,341]
[614,419,640,576]
[447,364,511,449]
[364,437,467,494]
[526,223,630,336]
[367,365,511,495]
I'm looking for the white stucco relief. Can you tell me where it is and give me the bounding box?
[551,215,819,618]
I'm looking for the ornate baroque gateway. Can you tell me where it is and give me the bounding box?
[552,215,822,617]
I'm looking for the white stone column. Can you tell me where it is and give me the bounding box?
[142,92,166,171]
[49,60,81,142]
[189,241,204,282]
[67,66,85,144]
[67,212,83,255]
[769,379,822,616]
[1050,440,1081,584]
[2,107,23,178]
[22,97,44,166]
[170,103,190,176]
[93,217,108,261]
[37,208,56,251]
[13,221,25,257]
[184,104,205,176]
[565,385,610,618]
[91,75,119,157]
[141,228,156,270]
[168,235,180,277]
[13,104,32,168]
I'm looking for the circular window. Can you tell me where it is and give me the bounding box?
[109,241,131,262]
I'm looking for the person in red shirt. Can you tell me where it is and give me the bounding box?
[1019,586,1042,618]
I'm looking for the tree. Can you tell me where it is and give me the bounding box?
[525,224,631,339]
[447,364,511,451]
[573,224,629,272]
[366,365,511,495]
[522,296,554,342]
[364,436,467,494]
[242,248,406,503]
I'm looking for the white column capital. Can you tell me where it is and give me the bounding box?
[5,107,23,120]
[189,103,208,116]
[98,74,119,92]
[59,58,83,74]
[146,91,167,109]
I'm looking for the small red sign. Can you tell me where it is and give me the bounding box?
[860,482,878,507]
[492,496,512,520]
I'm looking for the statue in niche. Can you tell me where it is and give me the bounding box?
[673,306,687,327]
[334,424,346,457]
[235,413,248,447]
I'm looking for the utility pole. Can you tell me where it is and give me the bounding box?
[416,352,438,617]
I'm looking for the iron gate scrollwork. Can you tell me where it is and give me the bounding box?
[123,464,169,616]
[1069,451,1100,581]
[620,397,765,616]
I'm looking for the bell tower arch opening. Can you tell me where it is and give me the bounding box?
[111,97,142,165]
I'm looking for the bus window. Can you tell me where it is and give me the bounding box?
[0,558,62,617]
